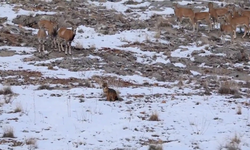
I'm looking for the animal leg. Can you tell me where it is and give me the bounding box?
[51,38,56,49]
[206,18,211,33]
[242,26,247,38]
[42,42,45,52]
[179,18,183,28]
[38,44,41,53]
[60,42,64,52]
[50,37,54,48]
[209,22,212,33]
[196,22,199,32]
[230,33,234,43]
[65,43,68,55]
[233,30,237,39]
[221,34,225,44]
[57,40,61,52]
[68,42,72,55]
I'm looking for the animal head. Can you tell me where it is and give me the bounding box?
[103,86,109,94]
[172,3,178,8]
[102,82,108,88]
[208,2,213,8]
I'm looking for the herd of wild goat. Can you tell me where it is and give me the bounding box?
[174,2,250,42]
[37,19,78,55]
[36,2,250,55]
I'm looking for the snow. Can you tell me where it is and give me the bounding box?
[0,0,250,150]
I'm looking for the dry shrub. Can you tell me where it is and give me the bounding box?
[14,102,23,113]
[148,144,163,150]
[37,85,53,90]
[25,137,38,149]
[4,95,13,104]
[177,79,184,88]
[114,13,126,22]
[154,30,161,39]
[236,106,242,115]
[219,134,241,150]
[145,34,150,43]
[149,111,160,121]
[218,80,239,95]
[0,86,13,95]
[124,0,139,5]
[156,17,173,29]
[75,42,83,49]
[2,126,14,138]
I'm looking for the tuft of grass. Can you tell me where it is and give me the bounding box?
[14,102,23,113]
[75,42,83,49]
[90,44,96,50]
[177,79,184,88]
[145,34,151,43]
[2,126,14,138]
[0,86,13,95]
[218,80,239,95]
[37,85,53,90]
[25,137,38,149]
[236,106,242,115]
[4,95,13,104]
[154,30,161,39]
[219,134,242,150]
[148,111,160,121]
[148,144,163,150]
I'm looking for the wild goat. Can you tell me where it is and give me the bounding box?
[37,26,47,53]
[38,19,58,49]
[173,3,195,31]
[194,12,212,33]
[220,24,234,43]
[208,2,230,29]
[240,9,250,19]
[57,21,78,55]
[225,13,249,39]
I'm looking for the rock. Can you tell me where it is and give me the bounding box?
[152,72,164,81]
[0,17,7,24]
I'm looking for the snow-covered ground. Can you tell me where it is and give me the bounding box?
[0,0,249,150]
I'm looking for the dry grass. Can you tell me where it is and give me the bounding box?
[219,134,242,150]
[156,16,173,29]
[14,102,23,113]
[92,75,136,88]
[2,126,14,138]
[114,13,126,22]
[37,85,53,90]
[145,34,151,43]
[75,42,83,49]
[90,44,96,49]
[4,95,13,104]
[218,80,239,95]
[154,30,161,39]
[148,111,160,121]
[148,144,163,150]
[25,137,38,149]
[236,106,242,115]
[0,86,13,95]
